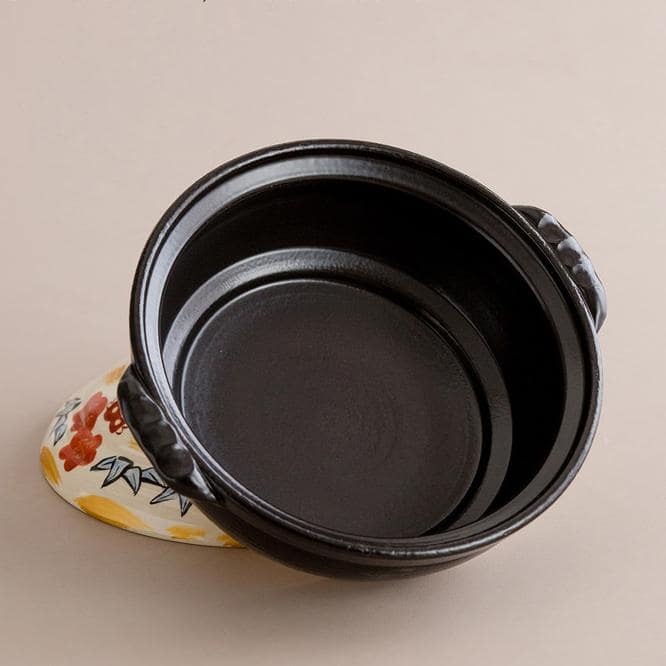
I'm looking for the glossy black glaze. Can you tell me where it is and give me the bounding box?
[119,140,605,579]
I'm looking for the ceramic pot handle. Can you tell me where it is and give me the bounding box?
[514,205,607,331]
[117,365,216,502]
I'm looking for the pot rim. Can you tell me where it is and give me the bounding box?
[128,139,602,561]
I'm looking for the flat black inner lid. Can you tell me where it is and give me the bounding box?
[179,279,484,538]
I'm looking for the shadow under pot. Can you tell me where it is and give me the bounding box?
[118,140,606,579]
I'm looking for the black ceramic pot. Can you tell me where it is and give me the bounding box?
[118,140,606,579]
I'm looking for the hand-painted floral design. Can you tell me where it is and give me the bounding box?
[91,455,192,516]
[59,392,108,471]
[104,400,128,435]
[41,363,242,547]
[71,391,108,432]
[50,398,81,446]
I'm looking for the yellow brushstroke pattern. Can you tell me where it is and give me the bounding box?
[76,495,148,530]
[40,447,61,486]
[127,436,142,452]
[167,525,206,540]
[103,364,127,385]
[216,534,243,548]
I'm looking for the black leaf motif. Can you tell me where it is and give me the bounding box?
[122,466,142,494]
[150,487,177,504]
[51,397,83,445]
[90,455,192,517]
[178,495,192,517]
[52,419,67,446]
[101,457,133,486]
[91,456,119,471]
[140,467,164,486]
[55,398,81,417]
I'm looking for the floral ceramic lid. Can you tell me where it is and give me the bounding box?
[40,363,242,548]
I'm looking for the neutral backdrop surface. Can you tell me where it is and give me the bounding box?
[3,2,665,664]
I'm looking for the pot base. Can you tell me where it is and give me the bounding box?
[180,277,484,538]
[39,363,243,548]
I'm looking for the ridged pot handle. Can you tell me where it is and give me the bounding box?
[117,365,216,502]
[514,205,607,331]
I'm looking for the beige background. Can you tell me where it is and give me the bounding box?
[2,1,665,664]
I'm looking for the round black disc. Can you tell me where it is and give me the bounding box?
[179,279,484,538]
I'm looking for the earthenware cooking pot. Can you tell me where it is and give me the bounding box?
[118,140,606,579]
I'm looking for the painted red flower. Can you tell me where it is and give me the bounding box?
[59,392,108,471]
[71,391,108,432]
[59,429,104,471]
[104,400,128,434]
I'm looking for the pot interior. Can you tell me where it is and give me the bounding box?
[157,178,566,536]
